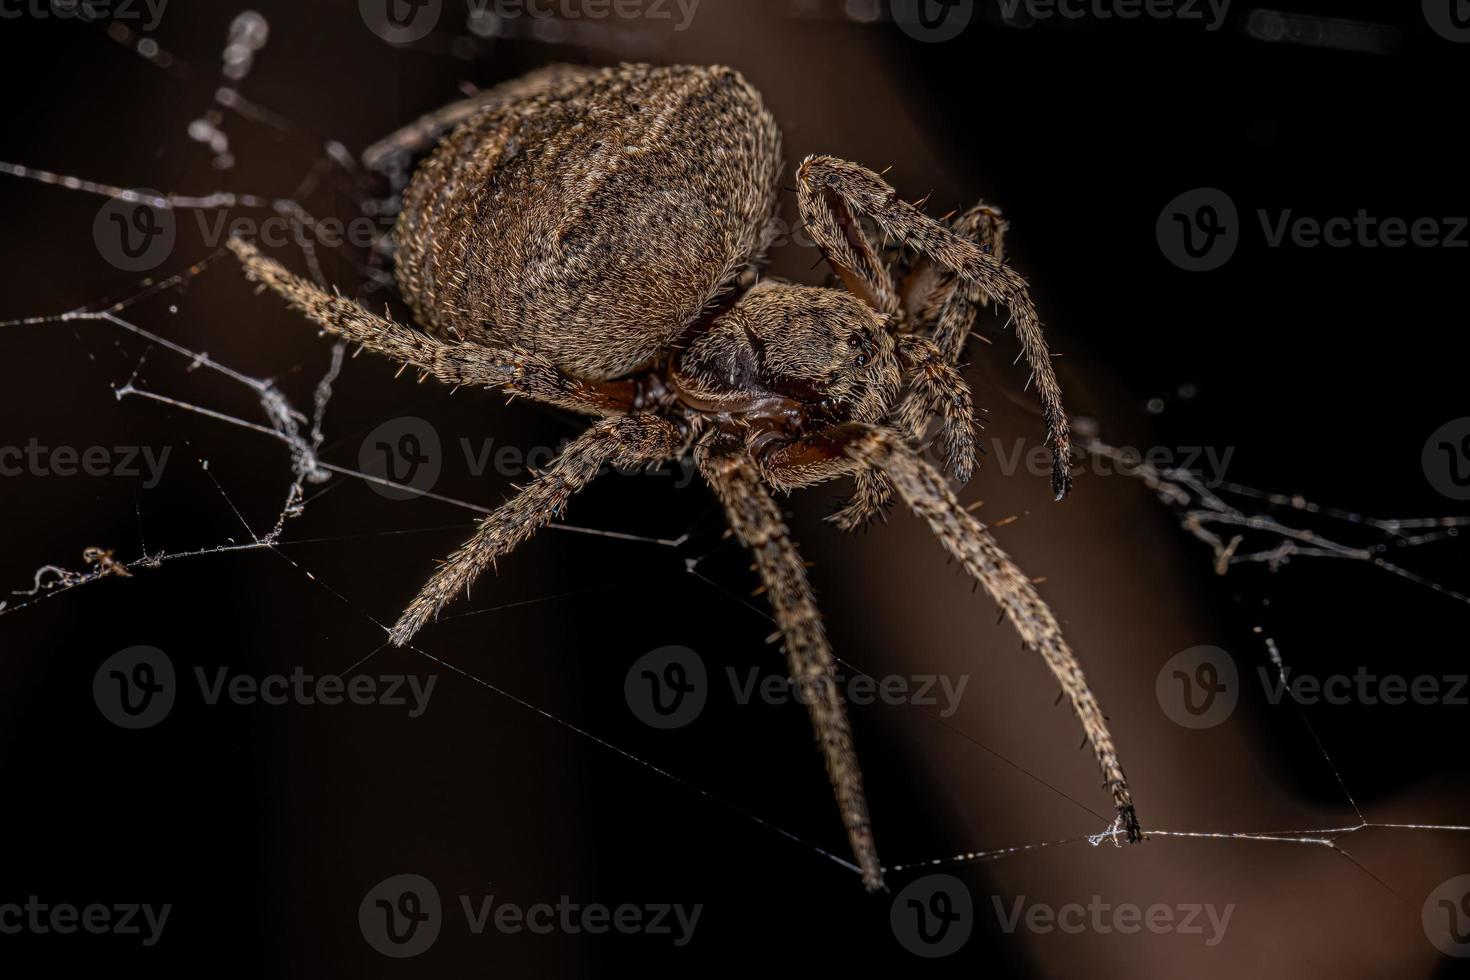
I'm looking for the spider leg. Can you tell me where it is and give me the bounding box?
[886,208,1002,478]
[696,437,885,892]
[829,469,895,533]
[798,175,899,316]
[763,423,1141,842]
[230,238,638,417]
[362,65,597,179]
[797,156,1072,500]
[758,428,893,532]
[900,203,1008,363]
[891,333,979,484]
[796,174,959,526]
[390,414,682,647]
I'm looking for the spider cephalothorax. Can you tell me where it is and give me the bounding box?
[230,62,1138,892]
[670,281,902,437]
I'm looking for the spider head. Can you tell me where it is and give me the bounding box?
[673,281,901,428]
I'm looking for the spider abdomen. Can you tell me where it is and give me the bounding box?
[394,63,783,381]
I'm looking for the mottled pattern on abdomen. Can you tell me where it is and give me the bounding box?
[394,63,783,380]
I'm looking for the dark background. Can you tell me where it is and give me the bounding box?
[0,1,1467,975]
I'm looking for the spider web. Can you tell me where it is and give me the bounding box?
[4,9,1469,964]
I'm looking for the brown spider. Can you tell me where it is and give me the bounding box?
[228,62,1139,891]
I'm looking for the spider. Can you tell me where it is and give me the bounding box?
[228,62,1140,891]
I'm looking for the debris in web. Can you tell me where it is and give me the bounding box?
[1074,419,1470,605]
[0,285,692,619]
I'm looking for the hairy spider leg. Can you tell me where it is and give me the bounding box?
[697,436,886,892]
[757,422,1141,845]
[797,156,1073,502]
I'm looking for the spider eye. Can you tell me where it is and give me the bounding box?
[847,335,861,348]
[855,353,869,367]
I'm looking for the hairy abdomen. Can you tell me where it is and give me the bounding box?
[395,63,782,380]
